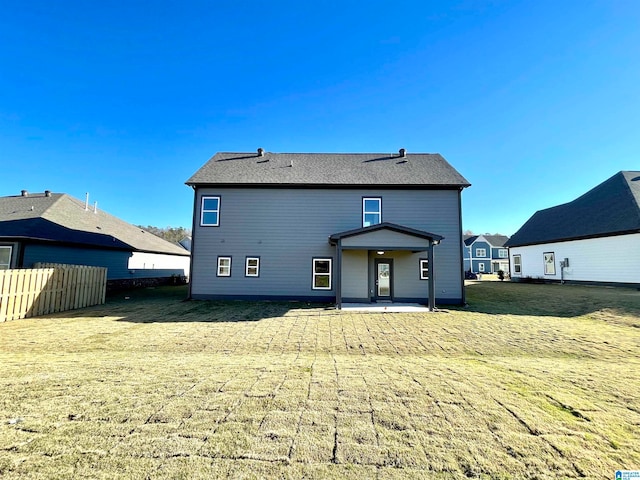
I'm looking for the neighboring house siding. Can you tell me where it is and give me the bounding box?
[191,187,464,302]
[22,244,189,280]
[128,252,191,279]
[509,233,640,285]
[23,244,133,279]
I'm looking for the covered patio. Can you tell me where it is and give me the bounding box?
[329,222,444,311]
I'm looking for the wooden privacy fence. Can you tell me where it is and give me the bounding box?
[0,264,107,322]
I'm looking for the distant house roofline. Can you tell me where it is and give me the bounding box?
[505,171,640,247]
[0,192,189,257]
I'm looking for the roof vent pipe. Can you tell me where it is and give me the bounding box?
[399,148,406,158]
[21,190,28,197]
[257,148,264,157]
[45,190,51,197]
[94,201,98,214]
[85,193,89,211]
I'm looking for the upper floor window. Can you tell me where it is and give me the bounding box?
[201,196,220,226]
[498,249,508,258]
[363,197,381,227]
[0,246,12,270]
[476,248,487,257]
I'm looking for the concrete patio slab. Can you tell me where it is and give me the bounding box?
[340,303,431,312]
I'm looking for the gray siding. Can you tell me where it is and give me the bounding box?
[341,229,431,249]
[342,250,368,300]
[191,187,464,303]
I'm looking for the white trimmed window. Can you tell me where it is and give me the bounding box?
[513,255,522,275]
[201,196,220,226]
[217,256,231,277]
[476,248,487,257]
[498,249,508,258]
[312,258,332,290]
[245,257,260,277]
[478,263,485,272]
[419,259,429,280]
[0,246,11,270]
[362,197,382,227]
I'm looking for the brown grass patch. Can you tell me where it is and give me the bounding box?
[1,283,639,478]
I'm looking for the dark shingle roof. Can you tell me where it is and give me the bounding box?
[483,235,509,247]
[463,234,509,247]
[463,235,478,246]
[0,192,189,256]
[505,171,640,247]
[186,151,471,188]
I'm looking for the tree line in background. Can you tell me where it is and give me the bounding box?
[138,226,191,244]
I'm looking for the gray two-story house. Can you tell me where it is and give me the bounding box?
[186,150,471,309]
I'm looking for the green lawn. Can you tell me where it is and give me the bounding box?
[1,282,639,479]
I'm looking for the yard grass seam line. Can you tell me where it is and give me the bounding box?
[331,353,339,464]
[360,371,381,449]
[287,355,316,460]
[493,397,586,477]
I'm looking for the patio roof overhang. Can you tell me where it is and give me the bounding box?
[329,222,444,250]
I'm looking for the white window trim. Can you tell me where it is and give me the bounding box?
[478,263,485,272]
[419,259,429,280]
[217,256,231,277]
[245,257,260,277]
[513,255,522,275]
[498,249,508,258]
[0,245,12,270]
[476,248,487,258]
[362,197,382,227]
[312,258,332,290]
[201,196,220,226]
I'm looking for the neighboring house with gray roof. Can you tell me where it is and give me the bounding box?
[463,234,510,274]
[186,149,471,309]
[0,191,190,283]
[505,171,640,286]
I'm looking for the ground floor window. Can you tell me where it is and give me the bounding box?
[245,257,260,277]
[217,256,231,276]
[312,258,332,290]
[478,263,485,272]
[543,252,555,275]
[419,258,429,280]
[513,255,522,275]
[0,245,11,269]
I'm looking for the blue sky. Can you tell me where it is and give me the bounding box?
[2,0,639,235]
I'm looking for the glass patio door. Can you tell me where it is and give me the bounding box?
[376,261,392,299]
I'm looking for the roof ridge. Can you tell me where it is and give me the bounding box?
[215,151,441,155]
[39,193,67,220]
[620,171,640,220]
